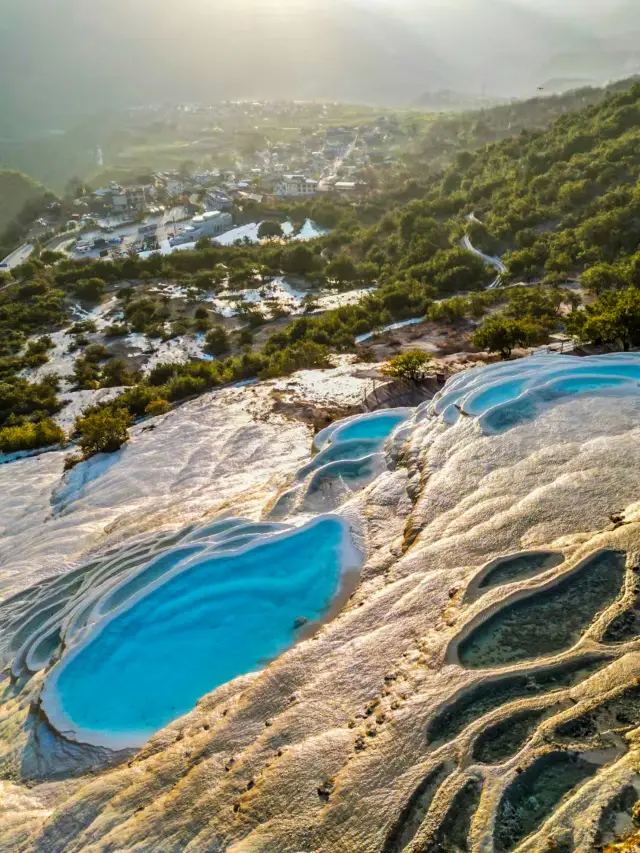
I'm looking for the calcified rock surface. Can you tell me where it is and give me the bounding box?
[3,356,640,851]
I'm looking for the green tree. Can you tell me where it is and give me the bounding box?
[204,325,230,356]
[258,221,284,240]
[580,263,627,295]
[282,244,316,276]
[565,287,640,351]
[40,249,64,265]
[76,408,131,457]
[381,350,434,382]
[473,315,543,358]
[327,254,357,285]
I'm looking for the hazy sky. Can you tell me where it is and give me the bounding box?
[1,0,639,132]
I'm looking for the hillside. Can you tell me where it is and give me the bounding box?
[408,77,640,172]
[0,170,46,232]
[338,80,640,291]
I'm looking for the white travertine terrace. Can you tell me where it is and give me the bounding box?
[3,355,640,851]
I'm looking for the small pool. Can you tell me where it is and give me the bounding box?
[427,354,640,433]
[313,409,412,452]
[41,516,361,748]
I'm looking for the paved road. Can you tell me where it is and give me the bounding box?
[0,243,34,270]
[463,211,507,288]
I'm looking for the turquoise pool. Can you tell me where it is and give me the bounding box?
[313,409,412,452]
[425,354,640,433]
[41,516,361,748]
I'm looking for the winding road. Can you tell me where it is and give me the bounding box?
[462,212,507,289]
[0,243,34,271]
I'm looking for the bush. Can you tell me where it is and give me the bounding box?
[101,359,138,387]
[164,374,208,401]
[74,277,106,302]
[84,344,112,363]
[473,315,544,358]
[76,408,131,457]
[63,452,83,471]
[260,341,331,378]
[0,419,65,454]
[237,327,254,346]
[104,324,130,337]
[258,220,284,240]
[145,399,171,417]
[381,350,434,382]
[204,325,230,356]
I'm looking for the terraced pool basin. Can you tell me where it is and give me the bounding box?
[41,516,361,749]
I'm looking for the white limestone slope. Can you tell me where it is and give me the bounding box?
[4,356,640,852]
[0,384,312,601]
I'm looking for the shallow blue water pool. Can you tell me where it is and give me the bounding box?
[426,354,640,433]
[314,409,412,452]
[42,516,360,748]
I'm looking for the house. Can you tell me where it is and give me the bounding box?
[126,185,155,211]
[166,179,185,196]
[205,190,234,211]
[193,172,214,187]
[275,175,318,197]
[237,191,264,204]
[111,193,128,213]
[170,210,233,246]
[334,181,362,192]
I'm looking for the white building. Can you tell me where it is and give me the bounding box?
[205,190,233,210]
[275,175,318,197]
[127,185,155,211]
[170,210,233,246]
[166,179,185,196]
[111,193,128,212]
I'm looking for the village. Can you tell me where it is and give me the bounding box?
[1,103,405,269]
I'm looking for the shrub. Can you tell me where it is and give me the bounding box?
[164,374,208,401]
[104,324,130,337]
[74,277,106,302]
[101,359,138,387]
[381,350,434,382]
[204,325,230,356]
[84,344,112,363]
[193,316,211,333]
[118,385,158,417]
[145,399,171,417]
[260,341,331,378]
[63,453,83,471]
[0,419,65,454]
[76,408,131,457]
[237,327,254,346]
[25,336,54,356]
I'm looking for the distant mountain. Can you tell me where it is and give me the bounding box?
[413,91,501,112]
[0,0,639,135]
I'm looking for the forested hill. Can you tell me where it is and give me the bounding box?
[405,76,640,173]
[359,81,640,290]
[0,171,47,232]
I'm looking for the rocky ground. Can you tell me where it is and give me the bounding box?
[2,356,640,852]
